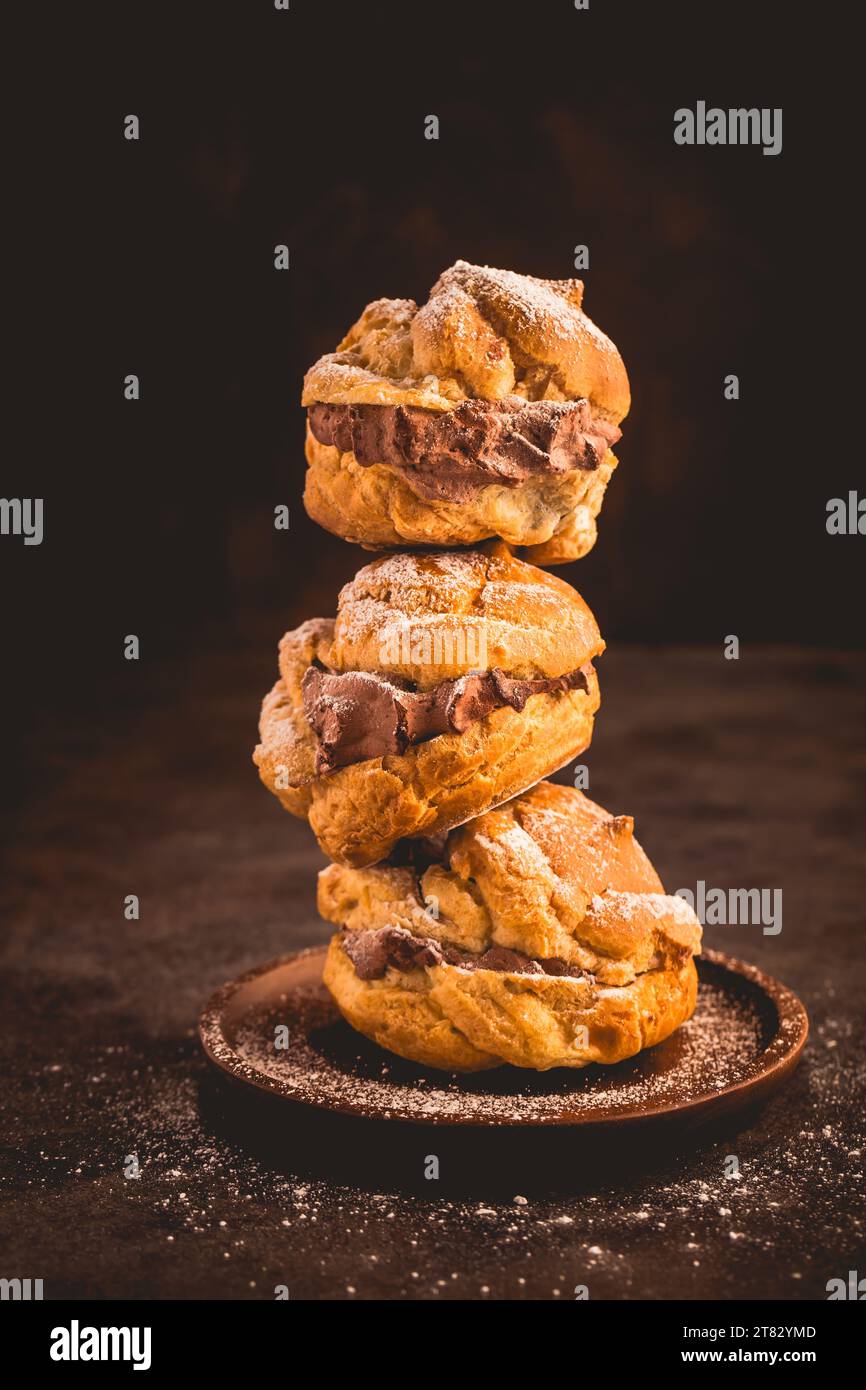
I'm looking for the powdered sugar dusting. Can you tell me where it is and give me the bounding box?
[220,963,785,1126]
[423,261,584,341]
[6,965,858,1301]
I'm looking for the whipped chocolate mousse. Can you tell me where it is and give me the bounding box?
[302,662,594,774]
[341,925,588,981]
[307,397,621,502]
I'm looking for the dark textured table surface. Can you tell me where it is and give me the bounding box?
[2,644,864,1300]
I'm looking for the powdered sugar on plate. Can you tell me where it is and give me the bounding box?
[214,952,794,1127]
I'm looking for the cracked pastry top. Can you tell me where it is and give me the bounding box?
[301,261,630,564]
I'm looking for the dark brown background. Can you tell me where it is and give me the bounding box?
[4,0,862,770]
[2,0,864,1305]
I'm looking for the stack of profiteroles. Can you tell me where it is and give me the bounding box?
[254,260,701,1072]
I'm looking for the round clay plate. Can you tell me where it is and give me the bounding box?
[198,947,808,1129]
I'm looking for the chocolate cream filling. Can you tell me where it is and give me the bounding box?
[302,662,594,774]
[308,397,621,502]
[341,925,590,981]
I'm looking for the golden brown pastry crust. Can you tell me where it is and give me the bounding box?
[301,261,629,559]
[322,922,698,1073]
[304,426,617,563]
[302,261,630,422]
[319,784,702,1071]
[253,549,604,866]
[321,541,603,687]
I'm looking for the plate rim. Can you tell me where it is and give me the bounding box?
[198,946,809,1129]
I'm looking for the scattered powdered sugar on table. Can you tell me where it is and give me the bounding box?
[4,974,862,1300]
